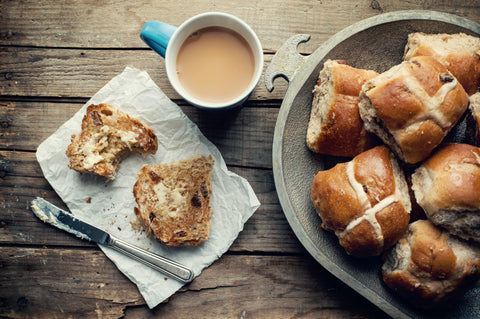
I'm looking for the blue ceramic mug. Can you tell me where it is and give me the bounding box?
[140,12,264,111]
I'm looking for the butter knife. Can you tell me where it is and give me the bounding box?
[30,197,194,283]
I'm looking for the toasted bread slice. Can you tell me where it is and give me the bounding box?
[66,103,158,180]
[133,155,214,246]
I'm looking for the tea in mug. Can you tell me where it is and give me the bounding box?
[176,27,255,104]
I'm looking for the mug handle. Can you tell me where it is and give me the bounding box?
[140,21,177,58]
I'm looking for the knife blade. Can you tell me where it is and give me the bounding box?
[31,197,194,283]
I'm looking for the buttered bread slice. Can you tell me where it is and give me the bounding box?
[66,103,158,180]
[133,155,214,246]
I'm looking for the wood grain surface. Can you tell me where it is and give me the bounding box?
[1,0,479,318]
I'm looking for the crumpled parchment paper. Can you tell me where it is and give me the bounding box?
[36,67,261,308]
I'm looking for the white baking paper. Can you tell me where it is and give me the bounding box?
[36,67,260,308]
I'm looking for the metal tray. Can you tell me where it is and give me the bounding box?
[267,10,480,319]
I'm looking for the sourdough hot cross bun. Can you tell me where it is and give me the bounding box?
[411,143,480,243]
[382,219,480,308]
[310,145,411,257]
[403,32,480,95]
[306,59,379,156]
[358,56,469,164]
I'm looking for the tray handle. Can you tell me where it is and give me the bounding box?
[264,34,311,92]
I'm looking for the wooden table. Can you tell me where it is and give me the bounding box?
[1,1,479,318]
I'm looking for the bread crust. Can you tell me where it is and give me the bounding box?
[411,143,480,243]
[306,60,379,157]
[310,145,411,257]
[66,103,158,180]
[382,220,480,308]
[470,92,480,145]
[404,32,480,95]
[133,155,214,246]
[359,56,469,164]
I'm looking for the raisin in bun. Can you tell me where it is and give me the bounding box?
[133,155,214,246]
[411,143,480,243]
[310,145,411,257]
[359,56,469,164]
[382,219,480,309]
[306,59,379,156]
[403,32,480,95]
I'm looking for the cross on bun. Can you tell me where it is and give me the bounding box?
[306,59,379,156]
[133,155,214,246]
[358,56,469,164]
[411,143,480,243]
[403,32,480,95]
[382,219,480,308]
[66,103,158,180]
[310,145,411,257]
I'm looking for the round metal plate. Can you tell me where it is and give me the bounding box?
[272,10,480,319]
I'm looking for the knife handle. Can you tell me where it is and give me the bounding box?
[107,235,194,283]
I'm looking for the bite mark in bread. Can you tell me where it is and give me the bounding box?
[66,103,158,180]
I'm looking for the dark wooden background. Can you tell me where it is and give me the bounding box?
[1,1,480,318]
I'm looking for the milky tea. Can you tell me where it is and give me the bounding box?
[176,27,255,104]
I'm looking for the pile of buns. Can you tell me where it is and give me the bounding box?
[308,32,480,308]
[66,103,214,246]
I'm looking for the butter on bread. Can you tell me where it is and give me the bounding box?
[133,155,214,246]
[66,103,158,180]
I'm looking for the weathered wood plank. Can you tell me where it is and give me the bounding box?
[0,247,144,318]
[0,101,279,169]
[0,47,288,99]
[0,173,95,247]
[0,152,302,253]
[1,0,479,51]
[0,247,389,318]
[0,101,82,150]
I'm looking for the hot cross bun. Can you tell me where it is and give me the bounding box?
[358,56,469,164]
[310,145,411,257]
[306,59,379,156]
